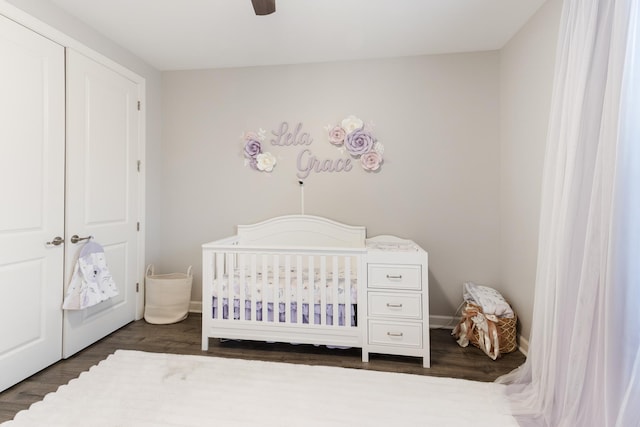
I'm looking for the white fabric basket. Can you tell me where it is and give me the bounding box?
[144,265,192,324]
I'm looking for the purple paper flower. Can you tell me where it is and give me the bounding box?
[345,128,375,156]
[328,126,346,146]
[361,151,383,171]
[244,139,262,158]
[246,157,259,170]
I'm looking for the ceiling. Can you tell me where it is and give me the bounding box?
[48,0,548,71]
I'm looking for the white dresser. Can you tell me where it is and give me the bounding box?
[363,236,430,368]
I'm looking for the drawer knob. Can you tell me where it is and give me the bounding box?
[387,331,404,337]
[386,274,403,280]
[386,303,403,308]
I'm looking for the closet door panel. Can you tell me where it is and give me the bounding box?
[0,15,65,392]
[63,49,140,358]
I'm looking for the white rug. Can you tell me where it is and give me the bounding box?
[3,350,518,426]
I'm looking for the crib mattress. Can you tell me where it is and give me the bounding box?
[212,297,356,326]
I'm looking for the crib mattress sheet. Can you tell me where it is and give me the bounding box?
[212,267,357,304]
[212,297,356,326]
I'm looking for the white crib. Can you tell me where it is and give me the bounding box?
[201,215,368,356]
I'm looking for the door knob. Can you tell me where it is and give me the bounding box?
[46,236,64,246]
[70,234,93,244]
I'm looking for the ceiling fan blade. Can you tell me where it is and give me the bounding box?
[251,0,276,15]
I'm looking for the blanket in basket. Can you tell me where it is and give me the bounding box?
[453,282,517,360]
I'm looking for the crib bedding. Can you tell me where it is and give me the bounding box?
[212,297,356,326]
[212,266,357,304]
[212,265,357,325]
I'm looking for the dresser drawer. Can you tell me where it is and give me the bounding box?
[368,320,422,348]
[368,292,422,319]
[368,264,421,290]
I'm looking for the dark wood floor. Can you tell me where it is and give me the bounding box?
[0,313,525,423]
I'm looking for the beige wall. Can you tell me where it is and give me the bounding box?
[499,0,562,345]
[161,53,502,315]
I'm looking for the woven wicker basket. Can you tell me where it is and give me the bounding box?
[144,265,192,325]
[467,303,518,355]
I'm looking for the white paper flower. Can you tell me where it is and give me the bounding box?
[341,115,364,134]
[256,152,277,172]
[373,142,385,155]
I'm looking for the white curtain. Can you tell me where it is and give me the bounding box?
[497,0,640,426]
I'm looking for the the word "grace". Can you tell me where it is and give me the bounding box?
[296,149,353,179]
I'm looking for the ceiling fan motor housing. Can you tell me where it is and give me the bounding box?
[252,0,276,15]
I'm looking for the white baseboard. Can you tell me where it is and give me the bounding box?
[518,335,529,356]
[190,305,459,329]
[429,315,458,329]
[189,301,202,314]
[188,304,529,356]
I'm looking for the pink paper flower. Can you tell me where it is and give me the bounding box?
[361,151,383,171]
[243,131,259,142]
[328,126,346,146]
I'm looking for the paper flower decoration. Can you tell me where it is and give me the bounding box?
[326,115,384,172]
[242,128,276,173]
[256,152,277,172]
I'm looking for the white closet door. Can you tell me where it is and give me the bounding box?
[0,16,65,391]
[63,49,140,358]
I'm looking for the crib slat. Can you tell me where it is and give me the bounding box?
[284,255,291,324]
[296,255,303,325]
[344,256,352,328]
[319,256,326,326]
[227,253,236,320]
[238,253,246,321]
[331,256,344,326]
[307,255,314,325]
[357,254,363,328]
[250,254,257,322]
[272,254,279,323]
[260,254,269,322]
[215,252,224,320]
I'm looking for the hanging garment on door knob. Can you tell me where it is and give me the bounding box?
[62,241,119,310]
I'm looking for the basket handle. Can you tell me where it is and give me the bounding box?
[186,265,192,277]
[146,264,154,277]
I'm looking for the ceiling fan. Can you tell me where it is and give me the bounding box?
[251,0,276,15]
